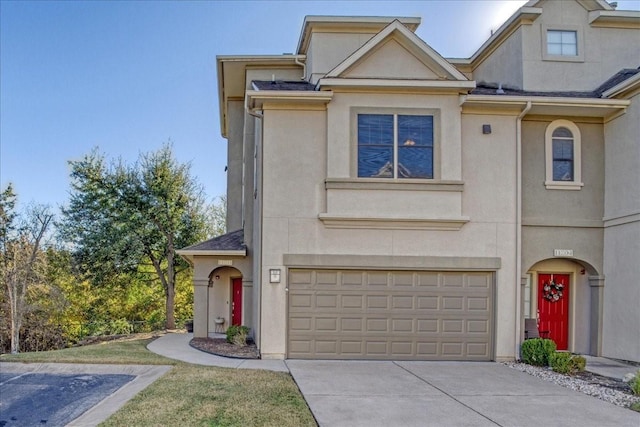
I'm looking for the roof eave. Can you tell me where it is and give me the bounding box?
[589,10,640,28]
[602,73,640,98]
[216,55,306,138]
[461,94,630,118]
[317,78,476,91]
[467,7,542,69]
[296,16,422,55]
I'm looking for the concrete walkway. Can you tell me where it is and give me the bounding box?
[146,332,288,372]
[583,355,639,381]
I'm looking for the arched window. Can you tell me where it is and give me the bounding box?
[545,120,583,190]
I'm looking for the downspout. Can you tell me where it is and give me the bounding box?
[294,56,306,80]
[244,97,262,227]
[245,95,264,350]
[515,101,532,359]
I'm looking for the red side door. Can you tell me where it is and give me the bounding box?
[231,278,243,326]
[538,273,570,350]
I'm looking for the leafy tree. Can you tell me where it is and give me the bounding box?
[60,144,208,329]
[206,195,227,238]
[0,184,54,353]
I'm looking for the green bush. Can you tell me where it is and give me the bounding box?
[550,352,586,374]
[631,370,640,396]
[521,338,557,366]
[108,318,134,335]
[226,325,250,345]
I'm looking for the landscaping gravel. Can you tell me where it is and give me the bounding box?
[503,361,640,409]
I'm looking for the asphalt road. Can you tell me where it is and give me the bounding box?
[0,372,134,427]
[0,363,171,427]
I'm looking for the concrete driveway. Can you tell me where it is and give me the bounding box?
[286,360,640,427]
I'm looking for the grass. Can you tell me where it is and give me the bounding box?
[0,335,316,427]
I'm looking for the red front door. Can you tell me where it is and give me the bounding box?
[231,278,243,326]
[538,273,570,350]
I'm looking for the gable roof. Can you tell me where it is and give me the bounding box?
[524,0,613,11]
[177,229,247,261]
[324,20,468,82]
[296,16,421,55]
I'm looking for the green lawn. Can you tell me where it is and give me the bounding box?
[0,336,316,427]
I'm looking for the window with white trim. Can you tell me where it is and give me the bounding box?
[357,113,433,179]
[545,120,583,190]
[547,30,577,56]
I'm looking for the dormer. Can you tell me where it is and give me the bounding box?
[297,16,421,84]
[316,19,474,93]
[463,0,639,92]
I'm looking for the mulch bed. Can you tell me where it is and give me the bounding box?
[189,337,259,359]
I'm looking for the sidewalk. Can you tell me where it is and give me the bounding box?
[146,332,288,372]
[583,355,639,381]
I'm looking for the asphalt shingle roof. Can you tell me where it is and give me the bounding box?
[471,67,640,99]
[593,68,640,96]
[181,229,245,252]
[252,80,316,91]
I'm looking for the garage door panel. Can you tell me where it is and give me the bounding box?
[288,269,493,360]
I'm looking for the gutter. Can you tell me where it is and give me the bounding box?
[515,101,532,359]
[245,95,263,119]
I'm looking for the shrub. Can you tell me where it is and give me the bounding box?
[631,370,640,396]
[108,318,133,335]
[550,352,586,375]
[521,338,557,366]
[226,325,250,345]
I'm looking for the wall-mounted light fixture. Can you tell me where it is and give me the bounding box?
[215,274,221,280]
[269,269,281,283]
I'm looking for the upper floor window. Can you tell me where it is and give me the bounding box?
[547,30,577,56]
[551,127,574,181]
[545,120,583,190]
[542,25,583,62]
[357,113,433,179]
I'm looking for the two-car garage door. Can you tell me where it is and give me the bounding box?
[287,269,494,360]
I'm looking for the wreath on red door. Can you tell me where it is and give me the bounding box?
[543,278,564,302]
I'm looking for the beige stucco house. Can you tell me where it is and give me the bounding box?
[179,0,640,362]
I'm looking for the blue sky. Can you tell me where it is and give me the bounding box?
[1,0,638,211]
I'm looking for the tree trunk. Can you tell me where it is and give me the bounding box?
[9,283,21,354]
[10,314,20,354]
[165,281,175,329]
[165,242,176,329]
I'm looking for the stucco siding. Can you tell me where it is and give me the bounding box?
[603,92,640,362]
[602,221,640,362]
[521,119,604,225]
[226,101,244,230]
[520,1,640,91]
[344,38,441,80]
[473,27,524,89]
[307,32,379,83]
[259,107,328,357]
[520,116,605,274]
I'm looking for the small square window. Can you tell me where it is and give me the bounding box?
[547,30,577,56]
